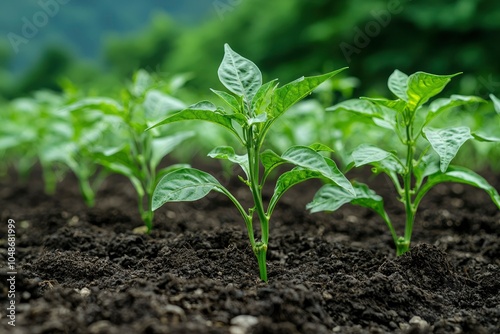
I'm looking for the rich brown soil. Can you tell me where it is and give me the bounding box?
[1,163,499,333]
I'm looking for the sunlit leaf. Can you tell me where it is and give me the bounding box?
[406,72,460,111]
[218,44,262,106]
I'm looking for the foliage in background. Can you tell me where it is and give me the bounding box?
[62,70,193,232]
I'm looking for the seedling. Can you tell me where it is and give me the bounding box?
[308,70,500,255]
[148,44,353,281]
[64,70,193,232]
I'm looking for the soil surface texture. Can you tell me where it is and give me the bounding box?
[1,164,499,334]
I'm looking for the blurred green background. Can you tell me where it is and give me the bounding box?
[2,0,500,99]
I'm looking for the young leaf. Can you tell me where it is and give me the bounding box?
[271,67,347,119]
[251,79,278,115]
[471,132,500,143]
[61,97,124,116]
[309,143,335,153]
[144,90,186,122]
[152,168,225,210]
[261,149,285,174]
[422,126,473,172]
[388,70,409,101]
[210,89,242,114]
[406,72,461,111]
[415,166,500,209]
[208,146,250,178]
[218,44,262,106]
[352,145,394,167]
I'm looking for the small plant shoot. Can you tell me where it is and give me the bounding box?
[149,44,352,281]
[308,70,500,255]
[63,70,193,232]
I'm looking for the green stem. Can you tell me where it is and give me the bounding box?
[398,122,416,255]
[246,126,270,281]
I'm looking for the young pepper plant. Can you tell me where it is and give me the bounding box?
[148,44,353,281]
[307,70,500,256]
[63,70,193,232]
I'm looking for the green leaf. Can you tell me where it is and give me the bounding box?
[472,132,500,142]
[490,94,500,115]
[131,69,152,97]
[152,168,224,210]
[268,169,323,214]
[210,89,242,113]
[426,95,484,124]
[150,132,194,170]
[414,154,440,188]
[361,97,406,113]
[327,99,379,117]
[406,72,461,111]
[144,90,186,122]
[415,166,500,209]
[218,44,262,106]
[309,143,335,153]
[307,182,385,215]
[271,67,347,119]
[422,127,472,172]
[261,149,284,174]
[61,97,124,116]
[251,79,278,115]
[352,144,404,174]
[208,146,250,178]
[388,70,409,101]
[146,101,241,141]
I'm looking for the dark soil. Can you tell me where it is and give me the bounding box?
[1,163,499,334]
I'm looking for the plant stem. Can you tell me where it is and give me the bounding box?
[246,126,269,281]
[398,121,416,255]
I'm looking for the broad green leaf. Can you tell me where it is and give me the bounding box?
[388,70,409,101]
[413,154,440,188]
[144,90,186,122]
[208,146,250,178]
[426,95,484,124]
[146,101,241,141]
[218,44,262,106]
[406,72,461,111]
[422,127,472,172]
[323,157,356,194]
[352,144,391,167]
[307,182,385,215]
[490,94,500,115]
[150,132,194,170]
[415,166,500,209]
[361,97,406,113]
[327,99,379,117]
[155,164,190,184]
[268,169,324,215]
[251,79,278,115]
[152,168,224,210]
[210,89,242,113]
[261,149,284,174]
[352,144,404,174]
[272,67,347,119]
